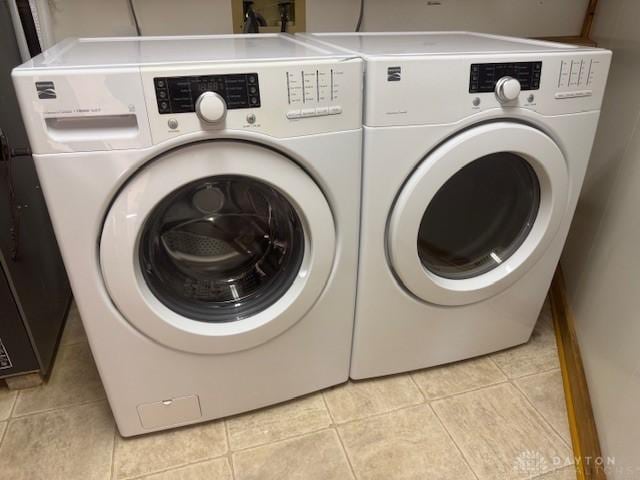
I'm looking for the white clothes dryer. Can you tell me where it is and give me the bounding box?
[13,34,363,435]
[302,32,611,379]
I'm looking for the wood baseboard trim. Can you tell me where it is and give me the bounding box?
[549,268,606,480]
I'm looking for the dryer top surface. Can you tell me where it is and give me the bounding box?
[302,31,596,58]
[17,34,350,70]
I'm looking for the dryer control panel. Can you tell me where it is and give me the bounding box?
[469,62,542,93]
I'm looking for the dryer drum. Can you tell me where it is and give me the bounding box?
[417,152,541,280]
[139,175,305,323]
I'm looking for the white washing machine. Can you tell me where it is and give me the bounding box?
[12,34,363,435]
[302,32,611,379]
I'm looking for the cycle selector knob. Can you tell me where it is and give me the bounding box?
[495,76,521,103]
[196,92,227,123]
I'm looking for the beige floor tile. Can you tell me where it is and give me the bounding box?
[227,393,331,450]
[432,383,571,480]
[536,466,578,479]
[323,374,423,423]
[140,457,232,480]
[13,342,105,416]
[0,421,5,441]
[490,313,560,378]
[60,301,87,346]
[515,369,571,444]
[233,429,353,480]
[0,401,114,480]
[113,420,227,479]
[0,385,17,420]
[412,356,506,400]
[339,403,475,480]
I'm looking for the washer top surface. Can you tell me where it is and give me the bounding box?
[18,33,348,70]
[304,31,589,57]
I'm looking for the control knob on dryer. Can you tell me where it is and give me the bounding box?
[196,92,227,123]
[495,76,521,103]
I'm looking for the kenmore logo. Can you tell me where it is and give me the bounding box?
[36,81,56,99]
[387,66,401,82]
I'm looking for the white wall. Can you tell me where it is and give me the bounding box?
[38,0,233,44]
[307,0,588,37]
[561,1,640,478]
[37,0,587,47]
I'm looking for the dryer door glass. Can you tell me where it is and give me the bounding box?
[139,175,304,323]
[417,152,540,279]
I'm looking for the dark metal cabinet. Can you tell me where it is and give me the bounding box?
[1,1,71,380]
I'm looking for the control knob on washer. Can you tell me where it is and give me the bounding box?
[495,76,521,103]
[196,92,227,123]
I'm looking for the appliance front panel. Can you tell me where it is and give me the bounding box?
[365,50,611,126]
[141,58,363,144]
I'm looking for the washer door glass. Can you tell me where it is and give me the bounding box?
[417,152,540,279]
[139,175,304,323]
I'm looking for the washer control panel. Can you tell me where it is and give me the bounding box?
[141,58,363,142]
[153,73,261,114]
[469,62,541,93]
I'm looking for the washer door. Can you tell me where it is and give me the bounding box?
[388,122,569,306]
[100,141,335,354]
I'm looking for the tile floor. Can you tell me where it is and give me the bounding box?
[0,300,577,480]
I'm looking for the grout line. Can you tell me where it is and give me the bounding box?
[332,428,358,479]
[6,387,20,423]
[509,365,563,381]
[326,396,425,430]
[429,403,481,480]
[109,429,117,480]
[126,456,231,480]
[406,373,428,403]
[511,375,574,452]
[320,393,358,479]
[9,396,108,420]
[223,420,237,480]
[229,424,336,455]
[320,390,337,425]
[425,379,510,404]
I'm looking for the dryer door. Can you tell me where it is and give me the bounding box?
[100,140,335,354]
[388,122,569,306]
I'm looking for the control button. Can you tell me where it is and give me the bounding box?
[248,75,257,84]
[301,108,316,117]
[249,96,259,105]
[315,106,329,116]
[195,91,227,123]
[167,118,179,130]
[328,105,342,115]
[158,101,170,113]
[155,79,166,88]
[246,113,256,124]
[554,90,593,99]
[286,110,302,119]
[158,90,167,99]
[527,94,535,103]
[495,76,521,103]
[472,97,481,107]
[249,86,257,94]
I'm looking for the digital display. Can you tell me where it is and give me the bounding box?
[469,62,542,93]
[154,73,260,114]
